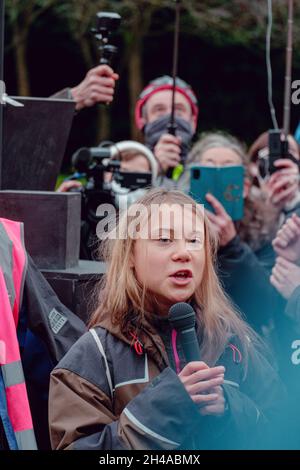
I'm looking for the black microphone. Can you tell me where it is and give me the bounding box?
[168,302,201,363]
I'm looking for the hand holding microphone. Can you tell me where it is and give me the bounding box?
[153,133,181,173]
[169,302,226,416]
[178,361,225,414]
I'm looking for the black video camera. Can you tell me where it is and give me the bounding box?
[92,12,121,66]
[71,144,152,259]
[72,146,152,191]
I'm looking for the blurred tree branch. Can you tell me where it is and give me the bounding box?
[4,0,300,133]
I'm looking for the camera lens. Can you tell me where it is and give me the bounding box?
[193,169,201,180]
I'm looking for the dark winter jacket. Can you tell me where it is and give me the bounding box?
[217,235,279,334]
[49,313,283,450]
[20,255,86,449]
[0,254,86,450]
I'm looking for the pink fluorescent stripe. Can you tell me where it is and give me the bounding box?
[171,329,181,374]
[1,219,26,326]
[0,269,20,364]
[6,383,34,432]
[228,343,243,363]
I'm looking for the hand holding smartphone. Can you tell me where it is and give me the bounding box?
[189,165,244,221]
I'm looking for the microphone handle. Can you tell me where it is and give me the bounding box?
[166,123,178,179]
[179,328,201,363]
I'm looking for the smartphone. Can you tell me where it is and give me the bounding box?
[189,165,244,221]
[268,129,289,174]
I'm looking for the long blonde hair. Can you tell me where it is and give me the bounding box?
[89,189,257,368]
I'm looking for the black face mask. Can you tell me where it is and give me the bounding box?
[143,114,194,165]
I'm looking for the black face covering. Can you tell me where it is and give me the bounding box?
[143,114,194,165]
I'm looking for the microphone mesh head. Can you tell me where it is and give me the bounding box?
[168,302,196,331]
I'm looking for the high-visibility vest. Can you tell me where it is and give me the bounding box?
[0,218,37,450]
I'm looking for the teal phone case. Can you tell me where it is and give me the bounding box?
[189,165,244,221]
